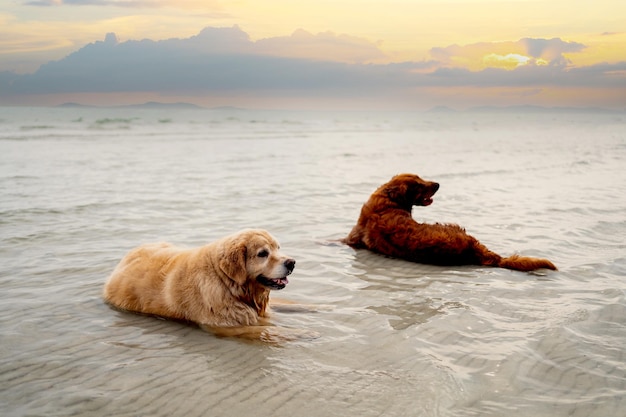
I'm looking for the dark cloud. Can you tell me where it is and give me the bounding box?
[520,37,585,64]
[0,26,400,97]
[104,33,118,45]
[24,0,56,5]
[426,62,626,88]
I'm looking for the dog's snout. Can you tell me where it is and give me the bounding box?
[284,258,296,272]
[432,182,440,192]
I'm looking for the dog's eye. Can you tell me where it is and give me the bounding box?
[257,250,269,258]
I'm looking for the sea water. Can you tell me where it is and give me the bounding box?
[0,106,624,416]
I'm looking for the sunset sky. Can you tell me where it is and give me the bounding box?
[1,0,625,110]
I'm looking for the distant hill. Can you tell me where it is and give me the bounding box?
[121,101,204,109]
[58,101,204,109]
[466,105,621,114]
[425,104,623,114]
[58,102,96,108]
[209,106,247,111]
[426,106,458,113]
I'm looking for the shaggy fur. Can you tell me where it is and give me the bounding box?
[103,229,303,340]
[343,173,557,272]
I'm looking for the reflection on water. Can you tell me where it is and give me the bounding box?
[1,107,625,416]
[351,251,472,330]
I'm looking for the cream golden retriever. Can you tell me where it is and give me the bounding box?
[103,229,312,342]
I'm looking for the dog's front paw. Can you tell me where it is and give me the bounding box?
[260,327,320,344]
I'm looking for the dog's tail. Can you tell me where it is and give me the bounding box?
[498,254,557,271]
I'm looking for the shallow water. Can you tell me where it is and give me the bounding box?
[1,107,625,416]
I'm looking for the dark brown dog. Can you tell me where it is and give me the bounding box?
[343,173,557,272]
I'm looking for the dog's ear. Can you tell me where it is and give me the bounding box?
[385,183,408,202]
[219,241,248,285]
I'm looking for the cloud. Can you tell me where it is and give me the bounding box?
[254,29,388,64]
[154,26,386,64]
[426,61,626,89]
[179,26,255,55]
[482,53,531,70]
[0,27,390,96]
[520,38,585,65]
[431,38,586,70]
[0,26,624,108]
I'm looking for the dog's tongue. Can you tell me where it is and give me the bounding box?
[274,277,289,285]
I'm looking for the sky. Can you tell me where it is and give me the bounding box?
[1,0,625,110]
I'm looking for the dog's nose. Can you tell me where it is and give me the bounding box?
[432,182,440,191]
[284,258,296,272]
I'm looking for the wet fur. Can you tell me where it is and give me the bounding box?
[343,173,557,272]
[103,229,309,341]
